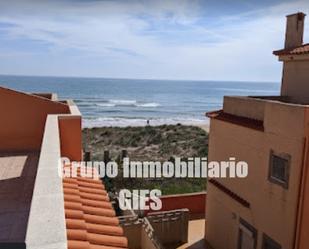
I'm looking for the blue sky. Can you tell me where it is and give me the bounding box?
[0,0,308,82]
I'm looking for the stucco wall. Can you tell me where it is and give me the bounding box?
[0,87,70,151]
[206,102,306,249]
[223,96,265,121]
[295,108,309,249]
[58,116,82,161]
[264,100,305,138]
[122,221,143,249]
[281,59,309,104]
[140,226,158,249]
[148,210,189,245]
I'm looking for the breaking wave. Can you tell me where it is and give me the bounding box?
[78,99,161,108]
[83,117,208,128]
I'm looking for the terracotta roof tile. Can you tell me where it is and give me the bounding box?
[63,166,128,249]
[273,43,309,56]
[78,191,110,202]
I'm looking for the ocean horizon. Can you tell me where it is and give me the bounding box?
[0,75,280,128]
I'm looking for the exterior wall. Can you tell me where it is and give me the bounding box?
[0,87,70,151]
[281,59,309,104]
[206,101,306,249]
[58,102,82,161]
[58,116,82,161]
[223,96,265,121]
[121,220,143,249]
[145,192,206,216]
[205,183,239,249]
[141,227,158,249]
[0,87,82,248]
[264,101,305,138]
[147,209,189,245]
[120,209,189,249]
[120,216,161,249]
[284,13,305,49]
[295,108,309,249]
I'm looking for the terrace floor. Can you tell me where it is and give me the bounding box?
[0,152,39,245]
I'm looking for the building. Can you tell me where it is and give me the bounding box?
[0,87,128,249]
[0,85,206,249]
[205,12,309,249]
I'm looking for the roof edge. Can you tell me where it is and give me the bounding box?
[273,43,309,56]
[0,86,68,108]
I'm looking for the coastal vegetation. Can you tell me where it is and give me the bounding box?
[82,124,208,195]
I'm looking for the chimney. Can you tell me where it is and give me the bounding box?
[284,12,306,49]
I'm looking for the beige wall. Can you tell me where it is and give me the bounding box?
[206,102,306,249]
[205,183,239,249]
[140,227,159,249]
[223,96,265,121]
[295,108,309,249]
[284,13,305,50]
[121,210,189,249]
[122,221,143,249]
[281,59,309,104]
[148,210,189,245]
[0,87,70,152]
[120,218,159,249]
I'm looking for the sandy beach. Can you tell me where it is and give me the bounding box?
[196,124,210,133]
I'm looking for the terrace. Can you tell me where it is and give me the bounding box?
[117,192,208,249]
[207,95,309,137]
[0,86,210,249]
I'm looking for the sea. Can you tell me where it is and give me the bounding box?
[0,75,280,128]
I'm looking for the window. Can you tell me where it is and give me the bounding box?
[268,150,290,189]
[238,218,257,249]
[262,234,281,249]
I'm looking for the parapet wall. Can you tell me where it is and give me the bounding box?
[223,96,266,121]
[119,209,189,249]
[222,95,307,139]
[26,105,82,248]
[58,102,82,161]
[0,87,70,151]
[146,192,206,217]
[26,115,67,249]
[147,209,189,245]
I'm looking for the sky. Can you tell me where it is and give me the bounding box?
[0,0,309,82]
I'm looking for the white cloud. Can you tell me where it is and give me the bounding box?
[0,0,309,81]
